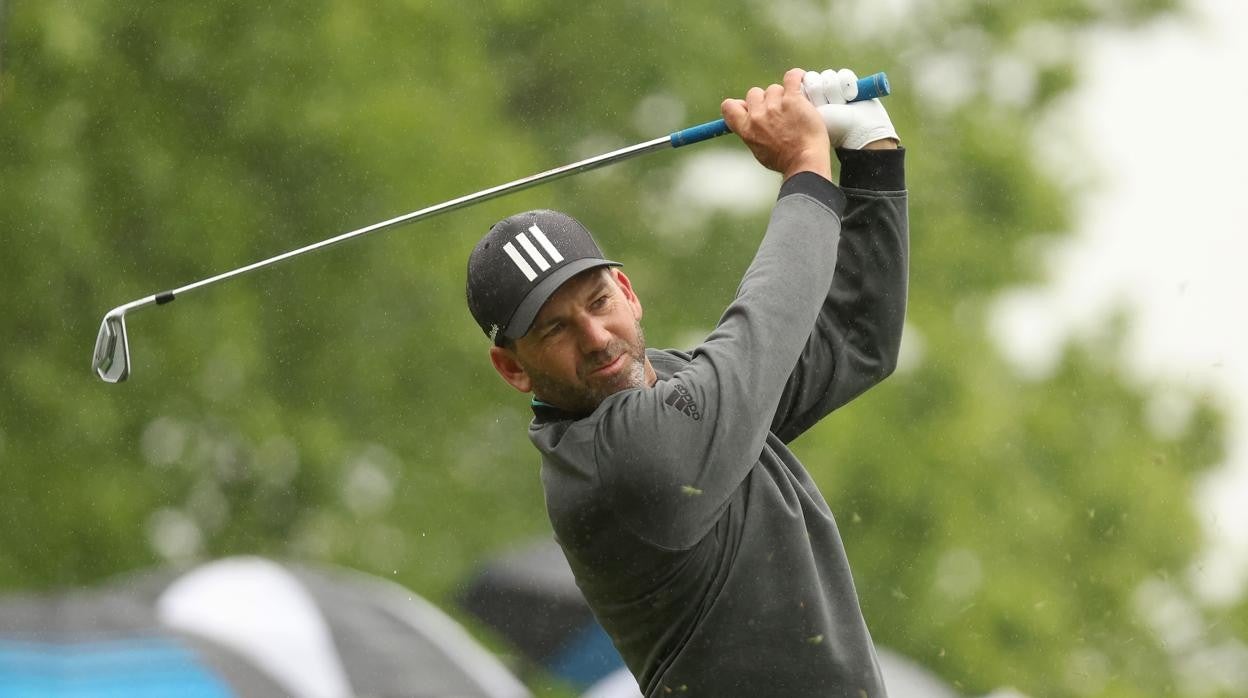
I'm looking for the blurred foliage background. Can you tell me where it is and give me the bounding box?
[1,0,1243,695]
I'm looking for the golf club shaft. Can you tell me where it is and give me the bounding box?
[148,71,890,308]
[92,133,682,382]
[160,135,674,305]
[94,71,891,382]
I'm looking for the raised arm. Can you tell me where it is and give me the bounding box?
[764,69,908,442]
[770,144,909,442]
[590,70,848,548]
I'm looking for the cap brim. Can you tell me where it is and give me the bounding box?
[500,258,621,341]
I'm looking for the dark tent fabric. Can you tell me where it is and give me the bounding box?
[459,538,624,688]
[0,556,529,698]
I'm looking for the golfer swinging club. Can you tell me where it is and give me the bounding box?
[467,67,906,696]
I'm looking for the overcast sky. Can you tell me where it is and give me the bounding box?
[990,0,1248,605]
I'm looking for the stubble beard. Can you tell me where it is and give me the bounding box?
[527,320,647,415]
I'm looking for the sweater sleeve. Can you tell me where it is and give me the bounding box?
[589,174,845,550]
[769,147,909,443]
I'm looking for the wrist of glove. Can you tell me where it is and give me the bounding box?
[802,68,899,150]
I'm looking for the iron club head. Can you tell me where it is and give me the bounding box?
[93,309,131,383]
[91,295,166,382]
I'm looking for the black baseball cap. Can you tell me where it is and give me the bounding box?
[466,210,620,344]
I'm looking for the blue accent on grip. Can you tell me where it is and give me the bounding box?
[854,72,890,101]
[668,71,891,149]
[669,119,732,148]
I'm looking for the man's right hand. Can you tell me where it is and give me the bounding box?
[721,68,833,181]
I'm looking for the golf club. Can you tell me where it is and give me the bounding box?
[93,72,891,383]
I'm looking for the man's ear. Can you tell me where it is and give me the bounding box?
[489,345,533,394]
[612,268,643,320]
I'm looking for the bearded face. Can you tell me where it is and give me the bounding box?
[520,320,647,414]
[492,267,652,415]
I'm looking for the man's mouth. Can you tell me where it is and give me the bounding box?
[588,353,624,376]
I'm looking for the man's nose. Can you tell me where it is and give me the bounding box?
[575,315,612,353]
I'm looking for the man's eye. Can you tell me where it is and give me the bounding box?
[591,295,609,310]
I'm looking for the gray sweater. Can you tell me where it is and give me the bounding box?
[529,148,908,697]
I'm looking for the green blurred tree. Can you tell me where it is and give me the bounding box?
[0,0,1236,695]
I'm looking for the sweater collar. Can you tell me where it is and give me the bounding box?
[530,397,584,423]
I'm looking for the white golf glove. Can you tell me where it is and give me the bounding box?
[802,68,899,150]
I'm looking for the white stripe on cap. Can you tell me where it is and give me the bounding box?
[502,242,538,281]
[528,225,564,263]
[515,232,551,272]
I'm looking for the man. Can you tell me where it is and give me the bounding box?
[466,67,907,696]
